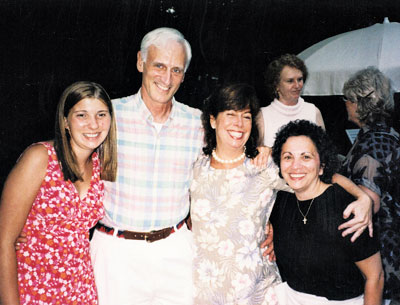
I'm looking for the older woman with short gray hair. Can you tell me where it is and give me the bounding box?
[343,66,394,126]
[341,67,400,304]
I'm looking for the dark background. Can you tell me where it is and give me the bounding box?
[1,0,400,189]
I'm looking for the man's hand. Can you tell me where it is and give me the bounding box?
[338,194,373,242]
[251,146,272,168]
[261,222,276,261]
[15,231,28,251]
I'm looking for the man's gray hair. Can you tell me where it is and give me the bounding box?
[343,67,394,125]
[140,27,192,72]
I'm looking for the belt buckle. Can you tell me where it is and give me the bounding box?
[144,230,156,243]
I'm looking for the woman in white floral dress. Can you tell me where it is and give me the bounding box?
[190,83,289,305]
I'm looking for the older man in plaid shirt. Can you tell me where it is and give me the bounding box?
[90,27,203,305]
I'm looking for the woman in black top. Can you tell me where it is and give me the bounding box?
[270,120,383,304]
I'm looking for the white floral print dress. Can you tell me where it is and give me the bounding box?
[190,154,290,305]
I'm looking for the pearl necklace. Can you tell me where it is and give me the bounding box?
[212,149,245,164]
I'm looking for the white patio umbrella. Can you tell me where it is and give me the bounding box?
[298,18,400,96]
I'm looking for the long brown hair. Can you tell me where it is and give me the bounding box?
[54,81,117,182]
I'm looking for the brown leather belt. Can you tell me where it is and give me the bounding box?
[95,219,186,243]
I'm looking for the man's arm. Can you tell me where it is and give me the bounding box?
[332,173,373,242]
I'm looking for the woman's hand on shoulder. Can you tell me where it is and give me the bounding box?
[251,146,272,168]
[261,222,276,261]
[332,173,373,242]
[338,191,373,242]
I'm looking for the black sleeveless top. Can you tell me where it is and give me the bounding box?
[270,184,379,300]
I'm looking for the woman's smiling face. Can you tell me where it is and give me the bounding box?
[280,135,323,196]
[210,108,252,153]
[65,98,111,154]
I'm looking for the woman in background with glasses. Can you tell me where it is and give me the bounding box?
[341,67,400,304]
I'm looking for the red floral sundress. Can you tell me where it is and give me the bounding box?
[17,142,105,304]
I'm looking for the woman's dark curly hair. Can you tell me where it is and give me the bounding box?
[202,83,260,159]
[272,120,340,183]
[264,54,308,100]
